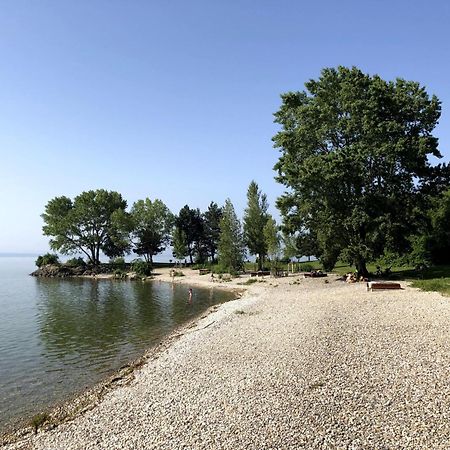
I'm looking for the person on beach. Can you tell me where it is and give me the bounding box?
[188,288,193,304]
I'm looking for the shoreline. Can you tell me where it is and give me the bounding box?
[5,271,450,448]
[1,269,247,446]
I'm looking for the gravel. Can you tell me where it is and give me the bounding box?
[4,275,450,449]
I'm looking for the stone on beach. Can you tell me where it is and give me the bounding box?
[5,270,450,450]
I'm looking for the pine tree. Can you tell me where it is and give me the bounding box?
[243,181,269,270]
[218,199,245,273]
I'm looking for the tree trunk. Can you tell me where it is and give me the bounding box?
[355,257,369,278]
[257,253,263,271]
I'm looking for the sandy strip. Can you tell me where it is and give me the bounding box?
[4,270,450,449]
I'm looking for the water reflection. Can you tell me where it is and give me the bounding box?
[1,275,235,431]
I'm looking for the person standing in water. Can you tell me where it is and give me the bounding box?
[188,288,193,304]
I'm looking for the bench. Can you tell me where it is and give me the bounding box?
[304,271,327,278]
[199,268,210,275]
[250,270,271,277]
[367,282,401,291]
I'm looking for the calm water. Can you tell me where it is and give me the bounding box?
[0,257,235,431]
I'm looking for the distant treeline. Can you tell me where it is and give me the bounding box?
[41,181,281,273]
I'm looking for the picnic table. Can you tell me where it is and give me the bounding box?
[199,268,210,275]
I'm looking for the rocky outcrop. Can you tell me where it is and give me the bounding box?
[30,264,112,278]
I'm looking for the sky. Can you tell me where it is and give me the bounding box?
[1,0,450,254]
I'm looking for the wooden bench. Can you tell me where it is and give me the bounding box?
[250,270,271,277]
[367,282,401,291]
[199,268,210,275]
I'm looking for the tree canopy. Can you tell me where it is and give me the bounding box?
[273,66,442,275]
[42,189,130,266]
[130,198,173,263]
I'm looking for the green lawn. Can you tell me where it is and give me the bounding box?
[313,261,450,297]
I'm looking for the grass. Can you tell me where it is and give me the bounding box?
[410,278,450,296]
[334,262,450,297]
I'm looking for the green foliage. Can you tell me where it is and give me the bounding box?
[273,66,442,276]
[131,259,152,276]
[31,412,49,434]
[65,257,86,267]
[130,198,174,264]
[203,202,223,263]
[244,278,258,285]
[36,253,60,267]
[263,215,280,261]
[299,263,315,272]
[113,268,127,279]
[427,188,450,264]
[172,270,185,277]
[243,181,269,270]
[218,199,245,273]
[172,226,188,261]
[110,257,126,270]
[175,205,205,264]
[42,189,131,266]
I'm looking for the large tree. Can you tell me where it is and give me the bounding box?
[243,181,269,270]
[273,66,441,276]
[42,189,131,266]
[218,199,245,272]
[130,198,173,264]
[203,202,223,263]
[175,205,205,264]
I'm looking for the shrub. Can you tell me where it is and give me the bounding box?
[110,257,126,270]
[31,412,49,434]
[114,268,127,279]
[65,257,86,267]
[299,263,314,272]
[131,259,152,276]
[35,253,59,268]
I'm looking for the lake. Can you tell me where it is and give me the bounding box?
[0,257,235,432]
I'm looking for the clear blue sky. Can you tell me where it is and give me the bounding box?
[1,0,449,254]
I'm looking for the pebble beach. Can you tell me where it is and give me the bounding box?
[4,269,450,449]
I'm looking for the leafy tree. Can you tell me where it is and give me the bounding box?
[273,66,442,276]
[427,188,450,264]
[203,202,223,263]
[42,189,131,266]
[218,199,245,272]
[175,205,204,263]
[130,198,173,264]
[263,215,280,262]
[243,181,269,270]
[172,226,188,261]
[36,253,59,267]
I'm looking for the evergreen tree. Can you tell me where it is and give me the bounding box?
[203,202,223,263]
[218,199,245,272]
[243,181,269,270]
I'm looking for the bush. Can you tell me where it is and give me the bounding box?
[36,253,59,268]
[65,257,86,267]
[114,268,127,279]
[299,263,314,272]
[131,259,152,276]
[110,257,126,270]
[30,412,49,434]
